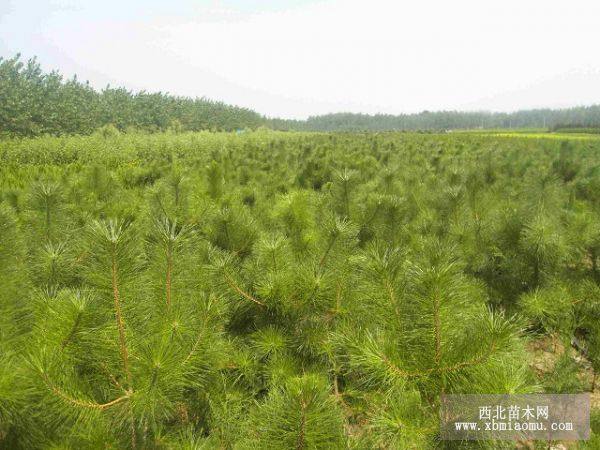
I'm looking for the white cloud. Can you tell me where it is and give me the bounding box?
[2,0,600,118]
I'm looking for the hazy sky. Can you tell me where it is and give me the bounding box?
[2,0,600,119]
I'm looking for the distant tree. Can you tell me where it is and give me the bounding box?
[0,54,265,137]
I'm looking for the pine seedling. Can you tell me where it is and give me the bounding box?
[240,374,346,449]
[149,216,191,309]
[566,206,600,280]
[357,387,435,449]
[520,212,568,289]
[551,140,581,183]
[342,239,531,440]
[520,283,577,347]
[85,219,138,386]
[272,190,317,255]
[207,247,267,313]
[27,179,64,242]
[26,219,140,447]
[250,326,300,388]
[0,203,31,446]
[542,353,586,394]
[571,280,600,392]
[330,168,358,219]
[206,160,224,200]
[207,205,257,257]
[25,216,226,448]
[31,240,76,291]
[148,169,190,220]
[348,241,405,325]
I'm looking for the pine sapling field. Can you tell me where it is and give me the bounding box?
[0,130,599,448]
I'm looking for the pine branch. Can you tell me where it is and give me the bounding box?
[223,272,265,307]
[166,241,173,308]
[379,341,497,379]
[100,363,127,393]
[182,310,211,367]
[435,342,496,374]
[318,235,337,269]
[41,373,131,410]
[433,293,441,366]
[296,400,307,450]
[384,278,401,319]
[60,311,82,350]
[182,333,203,366]
[111,242,132,387]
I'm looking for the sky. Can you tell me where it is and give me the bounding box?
[2,0,600,119]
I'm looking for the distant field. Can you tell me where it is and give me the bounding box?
[483,132,600,140]
[451,128,549,134]
[454,129,600,140]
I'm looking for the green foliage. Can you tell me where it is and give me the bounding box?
[521,284,576,340]
[6,54,600,137]
[0,130,599,448]
[0,54,265,137]
[272,108,600,132]
[242,374,346,449]
[541,353,586,393]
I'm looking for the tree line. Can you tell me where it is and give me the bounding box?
[3,53,600,136]
[270,108,600,132]
[0,54,264,137]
